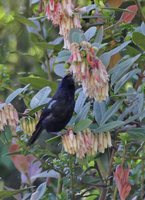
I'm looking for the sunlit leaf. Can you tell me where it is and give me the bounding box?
[132,32,145,51]
[15,15,37,28]
[20,76,57,91]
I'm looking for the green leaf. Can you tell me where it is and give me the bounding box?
[74,119,92,132]
[141,22,145,35]
[109,41,131,56]
[100,101,123,125]
[35,42,62,50]
[28,104,47,115]
[69,28,86,43]
[5,84,30,103]
[100,41,131,67]
[95,26,103,44]
[15,14,37,28]
[94,121,124,133]
[30,87,51,109]
[0,188,33,198]
[114,68,141,94]
[55,55,70,63]
[93,101,106,125]
[54,63,66,77]
[132,32,145,51]
[75,90,87,113]
[110,54,141,86]
[97,153,109,178]
[127,127,145,134]
[86,4,97,13]
[100,52,111,67]
[75,102,90,122]
[84,26,97,41]
[127,127,145,140]
[123,113,140,125]
[57,50,70,57]
[31,170,59,180]
[46,135,61,144]
[20,76,57,91]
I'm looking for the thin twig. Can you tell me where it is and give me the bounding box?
[102,7,138,14]
[57,173,63,196]
[134,0,145,23]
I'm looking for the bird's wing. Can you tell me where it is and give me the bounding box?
[35,99,57,129]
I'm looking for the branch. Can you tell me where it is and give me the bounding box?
[134,0,145,23]
[57,173,63,196]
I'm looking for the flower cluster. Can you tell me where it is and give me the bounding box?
[20,112,41,136]
[0,103,19,132]
[68,41,109,101]
[45,0,81,49]
[62,128,112,159]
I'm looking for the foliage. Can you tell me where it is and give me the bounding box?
[0,0,145,200]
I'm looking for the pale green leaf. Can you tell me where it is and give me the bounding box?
[74,119,92,132]
[5,84,30,103]
[30,87,51,109]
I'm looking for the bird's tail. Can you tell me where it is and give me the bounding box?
[27,126,43,145]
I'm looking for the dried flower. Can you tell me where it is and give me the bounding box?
[20,112,41,136]
[46,0,63,25]
[62,128,112,159]
[68,41,109,101]
[45,0,81,49]
[0,103,19,132]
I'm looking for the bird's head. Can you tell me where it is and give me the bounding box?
[59,73,75,91]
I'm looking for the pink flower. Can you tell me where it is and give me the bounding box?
[62,129,112,159]
[68,42,109,101]
[46,0,63,25]
[45,0,81,49]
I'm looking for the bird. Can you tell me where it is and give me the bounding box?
[27,73,75,145]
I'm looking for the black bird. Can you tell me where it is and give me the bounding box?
[28,74,75,145]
